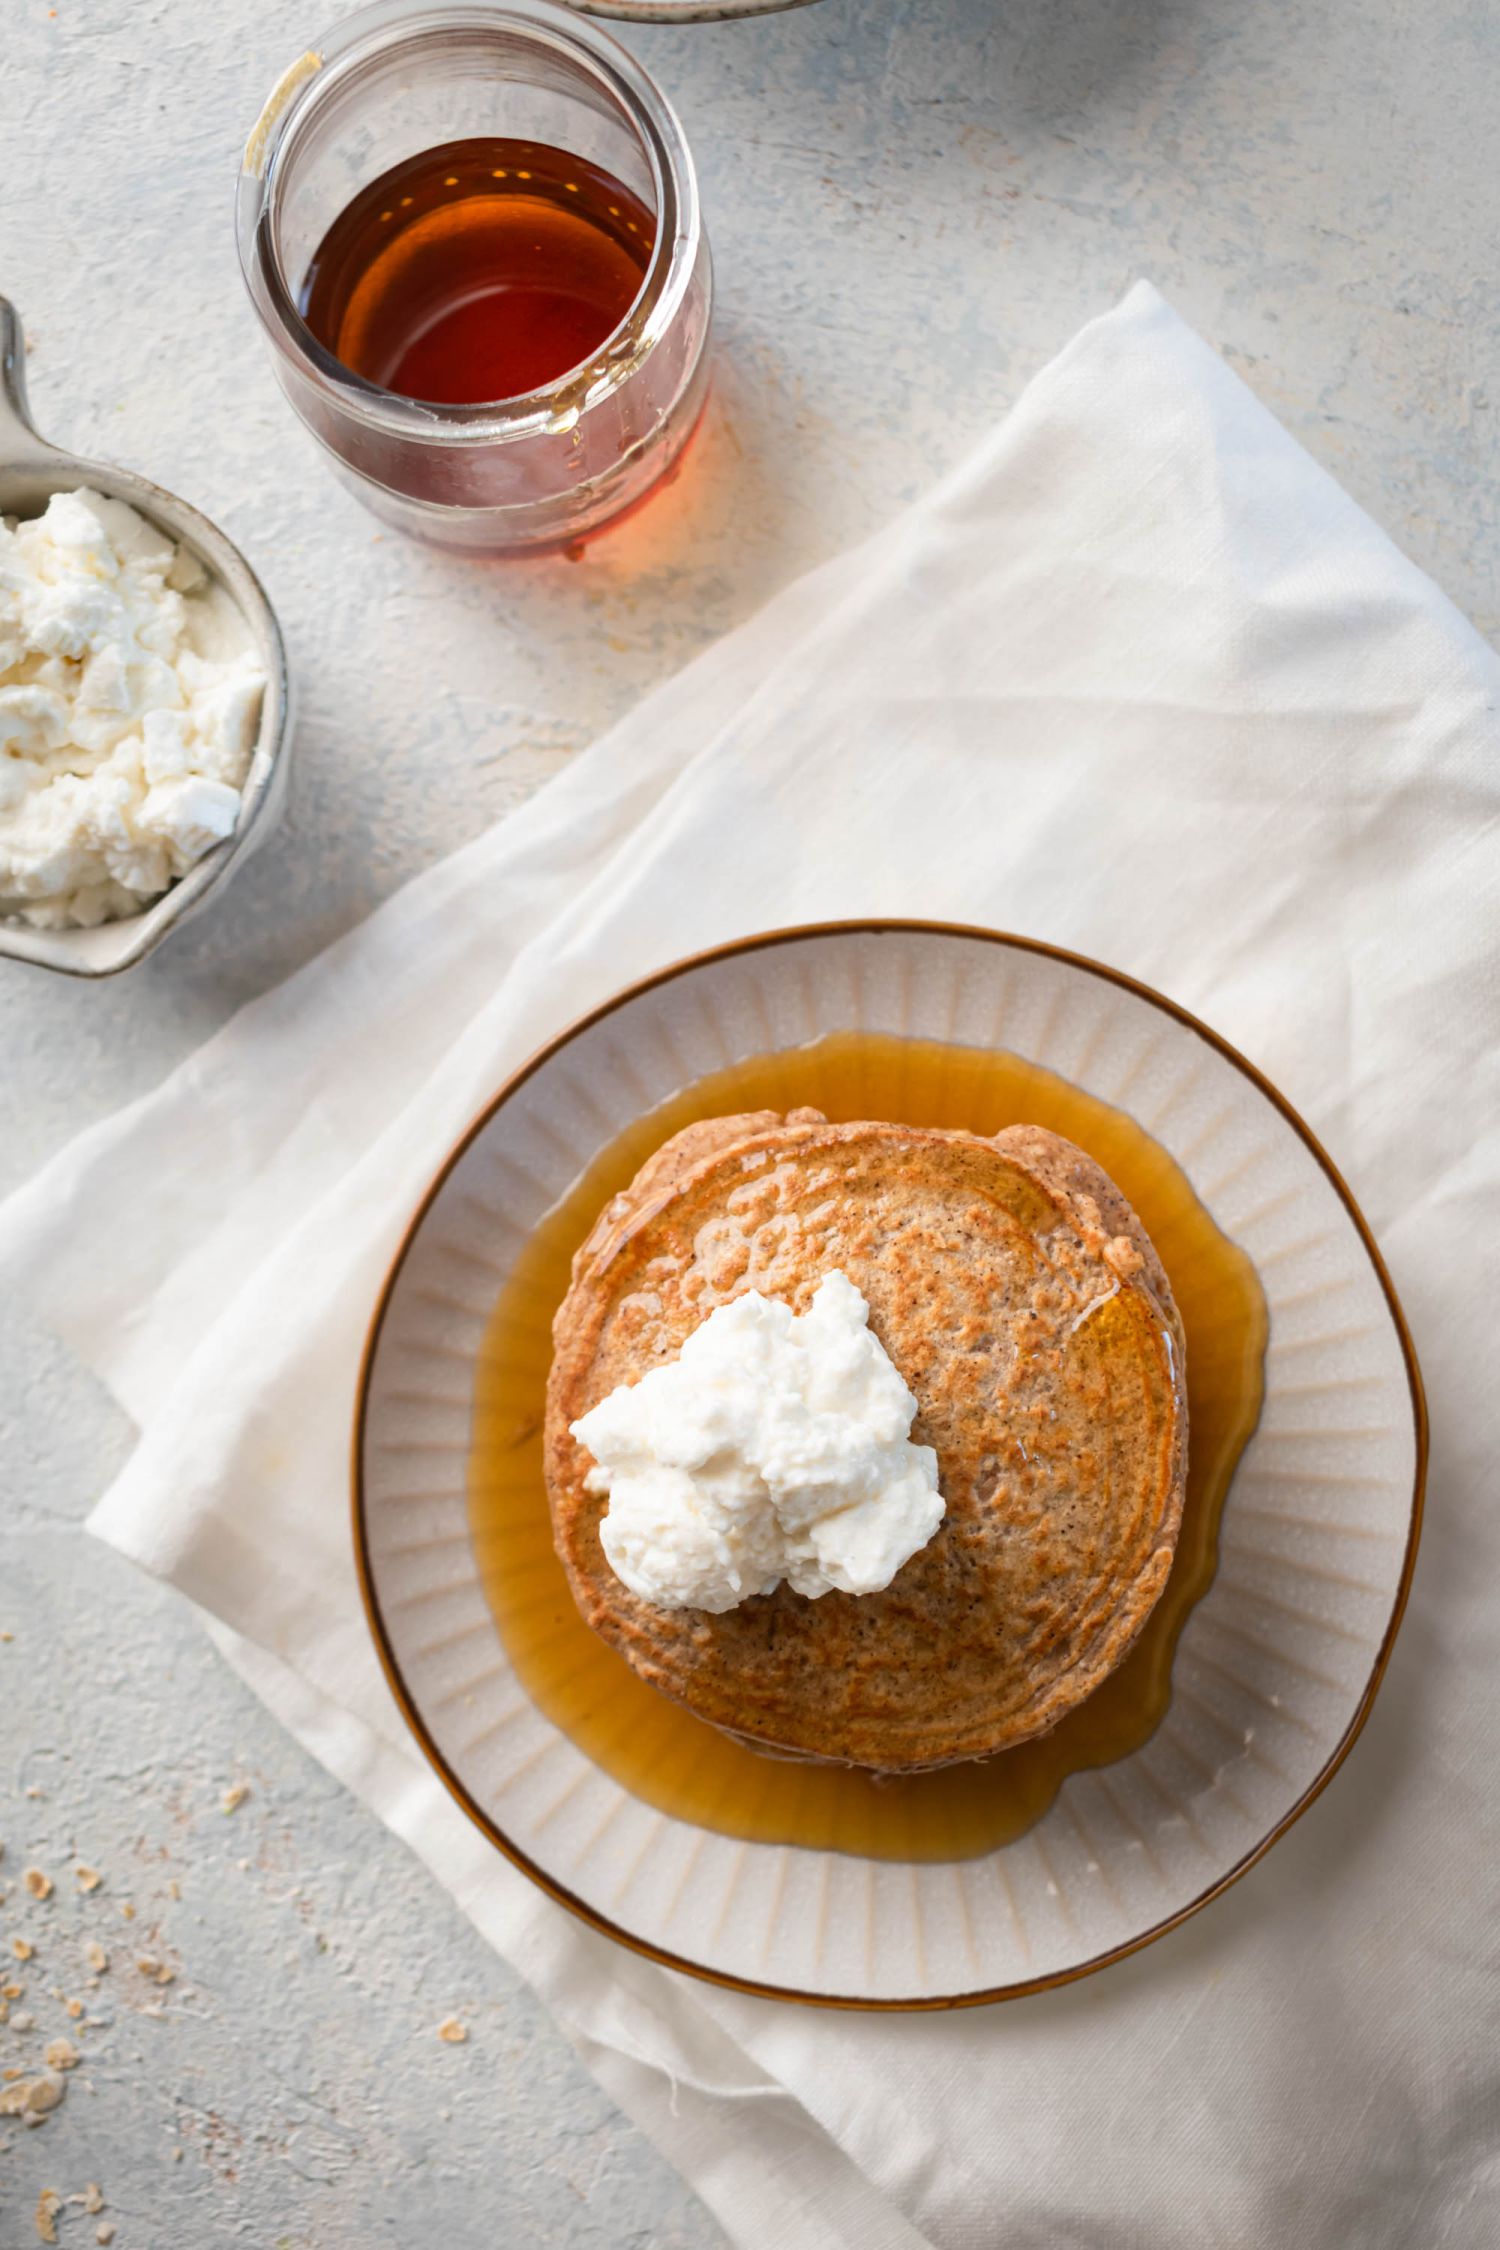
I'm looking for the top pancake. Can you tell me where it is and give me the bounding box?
[544,1110,1187,1771]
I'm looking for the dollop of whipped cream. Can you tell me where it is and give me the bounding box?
[572,1271,944,1614]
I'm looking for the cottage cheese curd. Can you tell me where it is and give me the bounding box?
[0,487,266,929]
[572,1271,945,1614]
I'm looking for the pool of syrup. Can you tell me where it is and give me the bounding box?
[468,1033,1267,1863]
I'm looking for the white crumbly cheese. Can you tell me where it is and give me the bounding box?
[572,1271,945,1614]
[0,487,266,929]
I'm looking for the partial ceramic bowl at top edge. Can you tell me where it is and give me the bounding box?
[0,296,292,978]
[354,920,1425,2009]
[564,0,821,18]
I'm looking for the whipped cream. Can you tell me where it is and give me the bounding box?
[572,1271,944,1614]
[0,488,266,929]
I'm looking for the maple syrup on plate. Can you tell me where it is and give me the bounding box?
[469,1034,1267,1864]
[299,137,655,403]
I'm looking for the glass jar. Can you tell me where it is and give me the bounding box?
[236,0,712,555]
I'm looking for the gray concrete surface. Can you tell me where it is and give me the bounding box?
[3,0,1496,2242]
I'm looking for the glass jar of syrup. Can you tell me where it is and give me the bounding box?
[236,1,712,556]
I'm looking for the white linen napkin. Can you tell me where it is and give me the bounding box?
[4,281,1497,2250]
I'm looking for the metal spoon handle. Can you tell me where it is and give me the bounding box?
[0,297,60,465]
[0,296,34,436]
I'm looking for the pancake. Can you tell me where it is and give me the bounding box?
[544,1109,1187,1772]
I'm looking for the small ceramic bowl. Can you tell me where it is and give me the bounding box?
[0,296,293,978]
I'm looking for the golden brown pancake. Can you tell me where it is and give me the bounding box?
[544,1110,1187,1772]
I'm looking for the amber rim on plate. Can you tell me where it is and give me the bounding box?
[352,919,1428,2011]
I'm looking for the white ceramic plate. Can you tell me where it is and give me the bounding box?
[355,923,1424,2008]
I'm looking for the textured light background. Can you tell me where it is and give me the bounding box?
[1,0,1493,2242]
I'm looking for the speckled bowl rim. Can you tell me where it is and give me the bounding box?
[351,919,1427,2011]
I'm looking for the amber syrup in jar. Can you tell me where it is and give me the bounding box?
[299,137,655,404]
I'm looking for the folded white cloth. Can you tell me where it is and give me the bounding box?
[4,282,1496,2250]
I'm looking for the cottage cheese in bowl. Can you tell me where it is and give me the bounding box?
[0,487,267,930]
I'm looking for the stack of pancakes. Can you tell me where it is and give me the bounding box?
[545,1109,1187,1773]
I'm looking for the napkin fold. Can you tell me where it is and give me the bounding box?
[5,282,1498,2250]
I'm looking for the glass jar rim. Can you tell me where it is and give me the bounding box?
[236,0,703,444]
